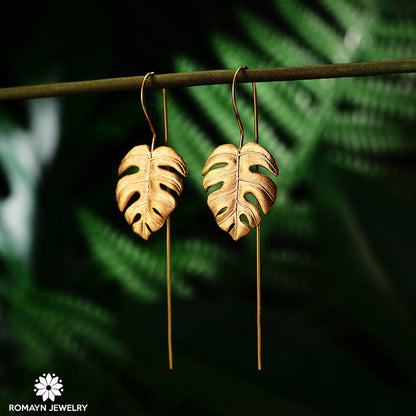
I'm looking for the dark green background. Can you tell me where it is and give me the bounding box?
[1,0,416,415]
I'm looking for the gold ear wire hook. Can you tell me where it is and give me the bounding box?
[232,66,257,149]
[232,66,262,370]
[232,66,247,149]
[141,72,156,151]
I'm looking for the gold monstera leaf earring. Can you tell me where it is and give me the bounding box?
[116,72,187,240]
[116,72,187,369]
[202,66,279,369]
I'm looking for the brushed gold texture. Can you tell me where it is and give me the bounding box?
[116,144,187,240]
[202,142,279,241]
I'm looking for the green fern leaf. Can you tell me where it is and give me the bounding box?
[337,77,416,118]
[78,208,227,301]
[274,0,347,62]
[6,286,125,368]
[172,0,415,254]
[320,0,365,31]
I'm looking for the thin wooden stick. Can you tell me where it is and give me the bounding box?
[1,59,415,101]
[163,88,173,370]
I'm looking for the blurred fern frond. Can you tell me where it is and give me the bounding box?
[0,282,126,370]
[78,208,227,302]
[172,0,415,243]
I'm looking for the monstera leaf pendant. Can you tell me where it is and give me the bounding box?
[202,142,279,240]
[116,144,187,240]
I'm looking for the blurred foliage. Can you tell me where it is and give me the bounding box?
[1,0,416,415]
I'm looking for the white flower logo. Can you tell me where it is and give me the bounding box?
[34,373,64,402]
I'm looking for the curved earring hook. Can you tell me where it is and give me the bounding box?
[141,72,156,151]
[232,66,247,148]
[232,66,258,149]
